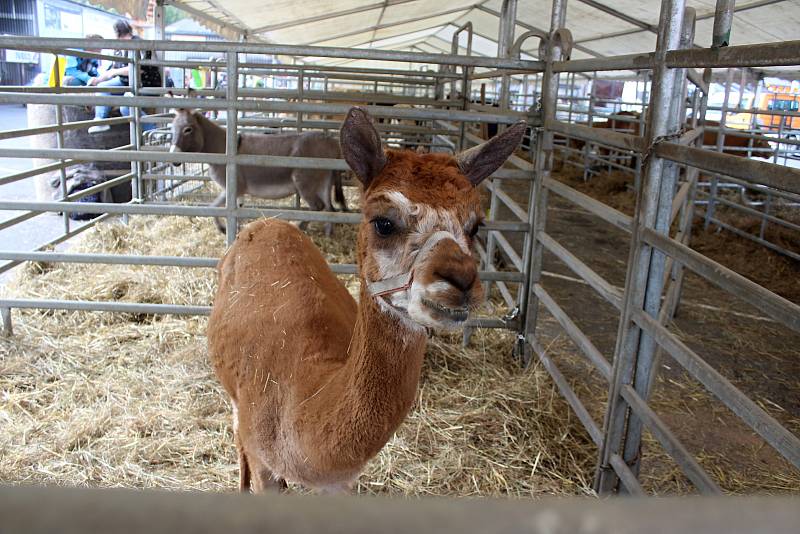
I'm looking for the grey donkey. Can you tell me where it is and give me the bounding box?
[169,108,347,234]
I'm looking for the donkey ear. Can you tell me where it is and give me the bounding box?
[456,121,527,186]
[340,107,386,187]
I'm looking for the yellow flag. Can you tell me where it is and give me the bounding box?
[48,56,68,87]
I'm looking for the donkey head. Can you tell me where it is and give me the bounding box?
[340,107,525,331]
[170,109,205,164]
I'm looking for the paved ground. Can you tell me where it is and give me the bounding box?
[0,104,87,284]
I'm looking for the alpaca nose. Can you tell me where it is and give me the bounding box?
[433,242,477,293]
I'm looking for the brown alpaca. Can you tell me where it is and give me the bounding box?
[208,108,526,493]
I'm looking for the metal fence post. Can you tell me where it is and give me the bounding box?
[53,55,70,234]
[519,0,568,362]
[484,0,517,305]
[1,307,12,337]
[225,50,239,247]
[705,67,734,230]
[130,49,143,203]
[595,0,687,494]
[583,72,596,182]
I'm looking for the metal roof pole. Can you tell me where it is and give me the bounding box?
[484,1,517,317]
[497,0,518,112]
[705,66,735,230]
[154,0,166,94]
[712,0,736,48]
[596,0,690,495]
[518,0,568,363]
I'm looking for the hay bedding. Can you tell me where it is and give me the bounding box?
[0,212,595,496]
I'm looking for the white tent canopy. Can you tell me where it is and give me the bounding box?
[96,0,800,77]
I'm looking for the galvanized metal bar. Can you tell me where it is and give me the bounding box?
[19,484,800,533]
[0,36,546,71]
[518,0,568,363]
[670,181,692,224]
[608,454,646,496]
[490,232,523,272]
[529,336,604,446]
[712,0,736,48]
[596,0,687,495]
[532,283,612,379]
[52,61,70,236]
[546,119,645,153]
[497,0,518,112]
[618,383,723,495]
[695,191,800,234]
[643,228,800,331]
[697,175,800,205]
[0,198,527,233]
[0,299,211,315]
[483,181,528,222]
[0,297,511,328]
[707,216,800,261]
[0,116,131,141]
[554,53,654,73]
[666,40,800,68]
[543,178,633,233]
[0,85,134,93]
[0,251,217,268]
[0,213,111,274]
[632,309,800,470]
[130,49,144,206]
[621,2,695,488]
[537,232,624,310]
[0,307,11,336]
[655,142,800,196]
[705,67,734,229]
[225,50,239,247]
[0,93,527,125]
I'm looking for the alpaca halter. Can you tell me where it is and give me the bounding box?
[367,231,459,298]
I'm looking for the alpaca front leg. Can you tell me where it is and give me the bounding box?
[252,466,288,493]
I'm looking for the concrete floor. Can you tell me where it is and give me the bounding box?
[0,104,88,284]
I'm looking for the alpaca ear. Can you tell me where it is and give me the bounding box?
[340,107,386,188]
[455,121,527,186]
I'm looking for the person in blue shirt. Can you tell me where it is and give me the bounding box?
[89,20,161,134]
[63,34,106,87]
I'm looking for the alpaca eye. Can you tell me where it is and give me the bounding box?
[183,126,193,134]
[373,217,395,237]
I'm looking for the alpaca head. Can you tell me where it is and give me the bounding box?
[340,107,526,331]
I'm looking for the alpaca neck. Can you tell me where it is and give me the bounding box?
[302,280,427,463]
[347,284,427,409]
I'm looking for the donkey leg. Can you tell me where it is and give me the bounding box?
[210,191,227,234]
[318,173,336,237]
[292,170,329,234]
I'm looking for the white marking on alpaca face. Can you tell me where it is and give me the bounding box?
[370,191,479,332]
[169,144,181,153]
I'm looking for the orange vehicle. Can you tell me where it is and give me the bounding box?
[725,85,800,132]
[757,85,800,130]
